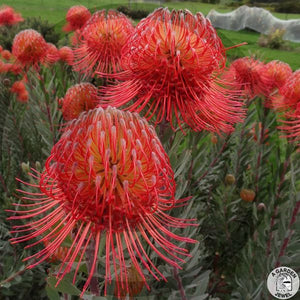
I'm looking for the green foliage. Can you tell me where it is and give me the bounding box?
[0,17,60,51]
[275,1,300,14]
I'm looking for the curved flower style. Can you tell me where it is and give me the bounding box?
[100,8,243,133]
[8,107,196,297]
[224,57,265,99]
[59,46,74,65]
[63,5,91,32]
[73,10,134,76]
[59,83,98,120]
[12,29,48,68]
[260,60,292,104]
[0,5,23,26]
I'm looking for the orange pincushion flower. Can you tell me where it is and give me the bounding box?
[11,80,26,94]
[1,49,12,60]
[224,57,265,98]
[59,46,74,65]
[63,5,91,32]
[273,70,300,110]
[17,89,29,103]
[11,79,28,103]
[73,10,134,75]
[5,63,22,75]
[8,107,196,297]
[12,29,48,67]
[261,61,292,92]
[60,83,98,120]
[44,43,60,65]
[100,8,243,133]
[277,71,300,143]
[0,5,23,26]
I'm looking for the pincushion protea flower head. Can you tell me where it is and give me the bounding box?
[44,43,60,65]
[8,107,196,297]
[73,9,134,76]
[260,60,292,101]
[272,70,300,110]
[59,82,98,120]
[224,57,265,98]
[59,46,74,65]
[277,70,300,144]
[1,49,12,60]
[100,8,243,133]
[63,5,91,32]
[12,29,48,67]
[0,5,23,26]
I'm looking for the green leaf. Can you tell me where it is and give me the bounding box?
[47,275,80,296]
[45,285,60,300]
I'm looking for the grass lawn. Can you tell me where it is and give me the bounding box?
[2,0,300,70]
[3,0,300,24]
[218,29,300,70]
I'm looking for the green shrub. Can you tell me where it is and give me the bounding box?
[0,17,60,51]
[117,6,149,20]
[258,28,290,50]
[274,0,300,14]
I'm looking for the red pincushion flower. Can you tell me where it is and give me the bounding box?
[1,49,12,60]
[100,8,243,133]
[59,83,98,120]
[11,80,26,94]
[273,70,300,110]
[12,29,48,67]
[73,10,134,76]
[63,5,91,32]
[0,5,23,26]
[59,46,74,65]
[8,107,196,297]
[224,57,265,98]
[44,43,60,65]
[260,60,292,104]
[10,79,28,103]
[277,71,300,143]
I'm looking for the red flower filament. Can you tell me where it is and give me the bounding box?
[9,107,196,297]
[60,83,98,120]
[73,10,134,75]
[100,8,243,133]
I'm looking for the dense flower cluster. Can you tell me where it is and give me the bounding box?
[9,107,196,297]
[100,8,243,133]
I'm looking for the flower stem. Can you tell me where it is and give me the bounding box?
[173,265,187,300]
[86,239,100,296]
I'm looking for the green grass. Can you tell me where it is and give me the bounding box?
[2,0,300,69]
[4,0,300,24]
[218,29,300,70]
